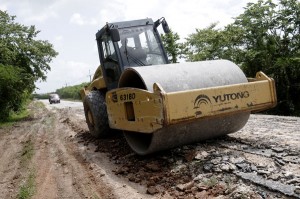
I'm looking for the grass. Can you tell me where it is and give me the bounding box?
[0,109,30,128]
[61,98,82,102]
[20,138,34,166]
[18,138,36,199]
[203,175,218,188]
[33,101,45,108]
[92,194,101,199]
[18,170,36,199]
[0,100,46,128]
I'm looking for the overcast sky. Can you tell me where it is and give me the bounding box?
[0,0,257,93]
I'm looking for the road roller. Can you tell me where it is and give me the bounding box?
[81,18,277,155]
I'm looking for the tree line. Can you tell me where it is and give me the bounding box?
[1,0,299,121]
[33,82,89,101]
[161,0,300,116]
[0,10,58,121]
[55,83,88,100]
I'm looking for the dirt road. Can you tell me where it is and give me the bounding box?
[0,100,299,199]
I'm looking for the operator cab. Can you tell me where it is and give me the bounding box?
[96,18,170,90]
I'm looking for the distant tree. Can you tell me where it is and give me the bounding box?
[233,0,300,115]
[185,23,224,61]
[56,82,89,100]
[0,10,58,120]
[161,30,182,63]
[185,0,300,116]
[185,23,244,62]
[0,65,32,120]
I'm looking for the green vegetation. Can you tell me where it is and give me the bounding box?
[18,170,35,199]
[55,82,89,100]
[20,138,34,166]
[0,109,29,127]
[161,30,184,63]
[33,82,88,101]
[32,93,49,100]
[0,10,58,121]
[18,138,35,199]
[2,0,300,116]
[203,176,218,188]
[163,0,300,116]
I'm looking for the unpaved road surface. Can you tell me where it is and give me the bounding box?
[0,100,299,199]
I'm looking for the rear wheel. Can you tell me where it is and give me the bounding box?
[83,90,109,138]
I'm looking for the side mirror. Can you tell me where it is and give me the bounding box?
[162,19,170,34]
[110,29,120,42]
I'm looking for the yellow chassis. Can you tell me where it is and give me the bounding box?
[106,71,276,133]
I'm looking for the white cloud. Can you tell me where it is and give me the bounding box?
[36,59,95,93]
[25,11,58,23]
[0,4,8,10]
[70,13,98,26]
[1,0,61,23]
[2,0,260,93]
[52,35,64,50]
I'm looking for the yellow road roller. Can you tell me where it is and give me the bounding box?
[81,18,277,155]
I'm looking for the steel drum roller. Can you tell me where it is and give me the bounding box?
[119,60,250,155]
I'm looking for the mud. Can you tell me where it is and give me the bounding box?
[0,100,299,198]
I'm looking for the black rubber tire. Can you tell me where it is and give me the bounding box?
[83,90,110,138]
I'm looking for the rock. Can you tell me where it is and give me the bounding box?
[94,146,100,152]
[268,173,281,181]
[257,169,271,175]
[203,163,214,172]
[229,163,237,171]
[185,150,196,162]
[213,167,222,172]
[195,190,209,198]
[222,156,229,161]
[89,164,94,170]
[220,163,236,172]
[195,151,209,160]
[272,147,284,153]
[228,184,253,198]
[176,181,194,192]
[147,186,159,195]
[229,156,245,164]
[147,180,156,187]
[195,182,209,191]
[145,162,160,172]
[191,186,198,194]
[115,166,129,175]
[275,158,285,166]
[283,171,294,178]
[128,174,135,182]
[193,173,212,181]
[182,146,190,150]
[250,164,257,171]
[63,168,69,174]
[220,163,230,172]
[286,178,300,184]
[236,163,251,172]
[211,157,222,165]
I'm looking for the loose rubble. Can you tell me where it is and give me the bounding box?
[64,108,300,199]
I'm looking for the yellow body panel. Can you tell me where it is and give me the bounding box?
[165,72,276,124]
[106,72,276,133]
[106,89,164,133]
[80,66,106,100]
